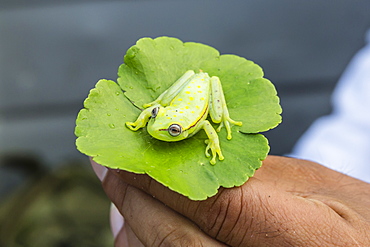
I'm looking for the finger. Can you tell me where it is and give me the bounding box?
[260,156,370,204]
[110,156,365,246]
[92,160,143,246]
[110,204,127,242]
[102,169,226,247]
[123,223,145,247]
[115,223,144,247]
[256,156,345,192]
[91,160,130,245]
[263,157,370,222]
[111,204,144,247]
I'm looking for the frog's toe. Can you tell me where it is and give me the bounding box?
[218,152,224,161]
[125,122,138,131]
[216,122,224,132]
[235,121,243,126]
[209,152,223,165]
[227,132,232,140]
[205,142,224,165]
[228,117,242,126]
[205,143,211,157]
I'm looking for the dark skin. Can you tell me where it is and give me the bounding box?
[94,156,370,246]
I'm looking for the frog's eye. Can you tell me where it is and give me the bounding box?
[168,124,182,137]
[151,107,159,118]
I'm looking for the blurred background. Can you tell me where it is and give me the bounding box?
[1,0,370,246]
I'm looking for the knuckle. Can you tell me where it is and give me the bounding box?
[201,187,250,242]
[197,184,283,246]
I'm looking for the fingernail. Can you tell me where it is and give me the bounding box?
[110,203,125,238]
[90,158,108,182]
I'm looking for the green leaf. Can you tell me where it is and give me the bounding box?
[118,37,220,108]
[200,54,282,133]
[75,37,282,200]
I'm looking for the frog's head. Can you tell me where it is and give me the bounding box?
[147,106,189,142]
[148,121,189,142]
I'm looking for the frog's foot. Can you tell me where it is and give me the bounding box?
[204,139,224,165]
[217,117,243,140]
[125,122,141,131]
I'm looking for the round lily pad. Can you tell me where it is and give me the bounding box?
[75,37,282,200]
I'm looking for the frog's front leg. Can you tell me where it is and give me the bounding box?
[143,70,196,108]
[201,120,224,165]
[126,106,156,131]
[209,76,242,140]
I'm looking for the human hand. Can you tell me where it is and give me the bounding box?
[91,156,370,246]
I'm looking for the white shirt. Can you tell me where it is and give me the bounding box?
[291,30,370,183]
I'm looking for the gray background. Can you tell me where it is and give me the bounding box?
[1,0,370,167]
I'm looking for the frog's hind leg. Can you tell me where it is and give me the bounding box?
[209,76,242,140]
[202,120,224,165]
[143,70,196,108]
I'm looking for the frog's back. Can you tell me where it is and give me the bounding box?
[167,72,211,129]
